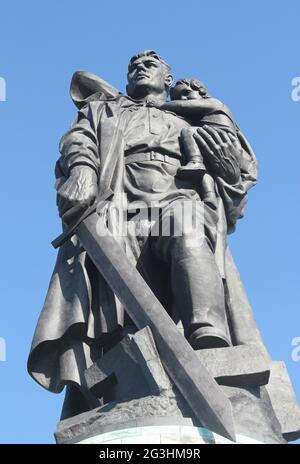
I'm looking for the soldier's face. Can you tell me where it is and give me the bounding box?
[127,56,170,98]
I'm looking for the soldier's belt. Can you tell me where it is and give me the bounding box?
[125,151,181,167]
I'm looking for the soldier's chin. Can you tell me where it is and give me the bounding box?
[129,82,152,98]
[134,79,151,88]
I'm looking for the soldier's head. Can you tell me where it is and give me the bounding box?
[170,78,209,101]
[127,50,173,100]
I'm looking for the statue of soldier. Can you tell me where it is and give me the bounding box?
[28,51,261,419]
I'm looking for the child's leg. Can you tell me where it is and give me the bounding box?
[181,128,206,165]
[202,172,218,210]
[202,172,215,195]
[178,128,206,177]
[178,127,217,208]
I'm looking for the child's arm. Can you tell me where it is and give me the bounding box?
[150,98,224,117]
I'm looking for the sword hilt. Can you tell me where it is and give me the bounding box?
[51,189,114,249]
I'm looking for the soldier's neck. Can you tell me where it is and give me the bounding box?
[132,90,167,104]
[145,93,166,104]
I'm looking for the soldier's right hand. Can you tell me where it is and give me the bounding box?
[56,165,98,224]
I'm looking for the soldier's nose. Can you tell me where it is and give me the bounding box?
[136,62,146,71]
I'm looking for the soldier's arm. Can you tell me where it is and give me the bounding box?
[58,102,101,176]
[56,102,102,222]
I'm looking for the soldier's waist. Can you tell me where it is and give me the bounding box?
[124,150,181,168]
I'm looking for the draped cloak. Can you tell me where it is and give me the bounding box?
[28,94,270,401]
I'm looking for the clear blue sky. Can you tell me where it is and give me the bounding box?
[0,0,299,444]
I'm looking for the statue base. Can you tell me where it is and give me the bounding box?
[55,327,300,444]
[75,424,264,445]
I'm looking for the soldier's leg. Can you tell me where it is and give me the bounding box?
[150,200,231,350]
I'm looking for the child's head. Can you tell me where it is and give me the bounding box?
[170,78,208,101]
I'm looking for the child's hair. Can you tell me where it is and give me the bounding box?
[170,78,209,100]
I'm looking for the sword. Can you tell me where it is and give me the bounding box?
[52,193,236,441]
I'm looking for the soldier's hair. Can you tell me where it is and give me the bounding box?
[170,78,209,99]
[128,50,172,75]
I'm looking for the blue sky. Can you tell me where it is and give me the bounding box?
[0,0,299,444]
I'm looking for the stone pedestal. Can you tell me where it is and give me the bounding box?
[55,327,300,445]
[76,425,263,445]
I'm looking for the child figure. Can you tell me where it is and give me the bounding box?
[151,78,237,206]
